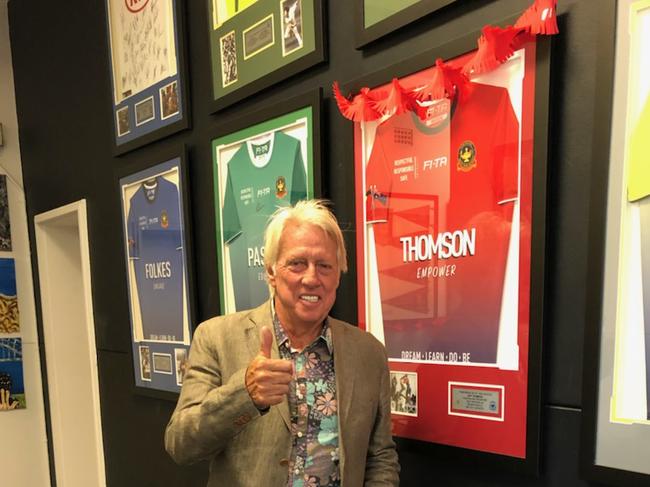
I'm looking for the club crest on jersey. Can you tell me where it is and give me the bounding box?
[276,176,287,199]
[160,210,169,229]
[457,141,477,172]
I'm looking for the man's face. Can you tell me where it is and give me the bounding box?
[268,222,340,331]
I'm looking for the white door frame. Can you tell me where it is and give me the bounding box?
[34,199,106,487]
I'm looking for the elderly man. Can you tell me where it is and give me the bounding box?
[165,200,399,486]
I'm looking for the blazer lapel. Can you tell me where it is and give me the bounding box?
[247,301,291,431]
[331,318,356,478]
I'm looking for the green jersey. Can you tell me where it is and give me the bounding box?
[628,96,650,202]
[222,130,307,310]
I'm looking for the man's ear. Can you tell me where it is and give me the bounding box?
[266,265,276,287]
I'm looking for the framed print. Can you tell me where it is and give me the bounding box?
[119,147,195,396]
[105,0,190,155]
[348,28,550,470]
[0,338,25,411]
[354,0,457,48]
[207,0,325,112]
[581,1,650,485]
[213,90,321,315]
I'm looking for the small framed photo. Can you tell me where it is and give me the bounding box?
[390,371,418,417]
[207,0,325,111]
[105,0,190,155]
[119,146,195,396]
[212,90,321,314]
[281,0,303,57]
[174,348,188,386]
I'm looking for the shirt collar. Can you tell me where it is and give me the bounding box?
[270,299,333,354]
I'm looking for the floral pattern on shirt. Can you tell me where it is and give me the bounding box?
[273,313,340,487]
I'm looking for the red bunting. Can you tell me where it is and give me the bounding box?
[332,82,382,122]
[332,0,560,123]
[463,25,524,76]
[413,58,468,102]
[515,0,559,35]
[372,78,419,117]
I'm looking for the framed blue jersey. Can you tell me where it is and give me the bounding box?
[119,150,195,396]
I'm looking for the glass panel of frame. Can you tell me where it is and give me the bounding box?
[212,90,321,314]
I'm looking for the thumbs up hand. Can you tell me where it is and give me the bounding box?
[245,326,293,409]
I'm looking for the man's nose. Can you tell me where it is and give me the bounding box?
[302,263,319,285]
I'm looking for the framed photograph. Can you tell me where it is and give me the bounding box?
[0,338,25,411]
[348,28,550,470]
[119,147,195,396]
[105,0,190,155]
[0,258,19,334]
[213,90,321,315]
[354,0,457,48]
[581,1,650,485]
[207,0,325,112]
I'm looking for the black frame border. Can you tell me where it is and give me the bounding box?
[339,21,551,475]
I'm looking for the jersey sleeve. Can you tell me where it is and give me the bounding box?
[289,137,307,204]
[127,190,139,259]
[164,177,183,251]
[628,97,650,202]
[365,126,391,223]
[222,162,242,244]
[492,88,520,204]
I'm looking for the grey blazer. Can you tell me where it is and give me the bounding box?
[165,301,399,486]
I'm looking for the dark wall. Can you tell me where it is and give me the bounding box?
[8,0,612,485]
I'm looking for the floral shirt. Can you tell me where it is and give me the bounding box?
[273,313,340,487]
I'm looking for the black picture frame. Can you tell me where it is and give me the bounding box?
[206,0,326,112]
[211,89,322,315]
[117,144,196,399]
[353,0,457,48]
[580,0,650,484]
[339,19,550,474]
[104,0,191,156]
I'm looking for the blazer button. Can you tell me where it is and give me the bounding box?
[279,458,289,466]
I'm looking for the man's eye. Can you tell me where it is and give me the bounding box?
[318,263,333,271]
[287,259,307,270]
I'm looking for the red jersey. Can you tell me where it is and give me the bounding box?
[365,82,519,365]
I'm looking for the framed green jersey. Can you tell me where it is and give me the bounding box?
[212,90,321,314]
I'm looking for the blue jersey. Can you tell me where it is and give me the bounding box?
[127,176,184,342]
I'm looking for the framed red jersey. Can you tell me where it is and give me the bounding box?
[350,29,550,470]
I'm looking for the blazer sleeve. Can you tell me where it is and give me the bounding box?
[164,319,261,465]
[364,344,400,486]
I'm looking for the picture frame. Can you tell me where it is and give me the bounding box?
[581,1,650,485]
[344,24,550,472]
[206,0,325,112]
[105,0,191,155]
[353,0,457,48]
[212,89,321,315]
[118,146,195,397]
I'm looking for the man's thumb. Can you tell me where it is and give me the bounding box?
[259,325,273,358]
